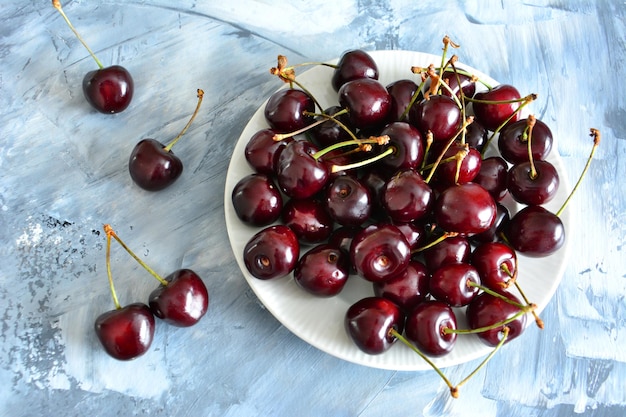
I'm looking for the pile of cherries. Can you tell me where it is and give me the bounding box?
[229,39,600,396]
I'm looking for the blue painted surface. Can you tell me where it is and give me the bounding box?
[0,1,624,416]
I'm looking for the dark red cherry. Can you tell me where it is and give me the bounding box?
[310,106,353,147]
[429,262,481,307]
[409,95,462,142]
[373,260,430,313]
[243,225,300,280]
[338,78,392,130]
[393,222,426,251]
[432,143,482,187]
[382,169,433,223]
[386,79,419,122]
[473,156,509,201]
[344,296,404,355]
[294,244,350,297]
[471,242,516,291]
[422,235,471,273]
[405,300,457,357]
[282,198,334,244]
[148,269,209,327]
[331,50,379,91]
[441,69,476,99]
[498,118,553,164]
[505,205,565,257]
[434,182,497,235]
[507,160,559,205]
[244,128,293,175]
[128,139,183,191]
[466,290,528,347]
[464,120,488,152]
[472,84,521,131]
[276,140,329,199]
[350,224,411,283]
[94,303,155,360]
[377,121,425,173]
[325,175,371,226]
[360,169,388,220]
[83,65,134,114]
[232,173,283,226]
[471,203,510,244]
[264,88,315,133]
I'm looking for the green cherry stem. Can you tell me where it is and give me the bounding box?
[273,108,350,141]
[104,227,121,310]
[52,0,104,69]
[163,89,204,152]
[412,232,459,253]
[103,224,169,287]
[313,135,390,161]
[444,309,528,336]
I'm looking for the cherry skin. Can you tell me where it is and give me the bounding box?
[128,139,183,191]
[373,260,430,313]
[377,121,425,173]
[382,169,433,223]
[429,262,481,307]
[422,235,471,273]
[244,128,293,175]
[310,106,353,147]
[432,143,482,187]
[264,88,315,133]
[505,205,565,257]
[331,49,379,91]
[338,78,392,130]
[344,296,404,355]
[441,69,476,99]
[507,160,560,205]
[276,140,329,199]
[325,175,371,226]
[281,198,334,244]
[405,300,457,357]
[470,203,510,244]
[293,244,350,297]
[148,269,209,327]
[498,117,553,164]
[410,95,462,142]
[471,242,517,290]
[243,225,300,280]
[83,65,134,114]
[94,303,155,360]
[232,173,283,227]
[473,156,509,201]
[472,84,522,131]
[350,224,411,283]
[386,79,419,122]
[464,120,489,153]
[466,290,528,347]
[394,221,426,251]
[433,182,497,235]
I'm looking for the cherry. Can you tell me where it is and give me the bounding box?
[338,78,392,130]
[386,79,419,122]
[325,175,371,226]
[344,297,404,355]
[294,244,350,297]
[331,49,379,92]
[505,205,565,257]
[471,242,517,290]
[243,225,300,280]
[432,143,482,187]
[53,1,134,113]
[232,173,283,226]
[94,303,155,361]
[429,262,481,307]
[381,169,433,223]
[148,269,209,327]
[421,235,471,273]
[264,88,315,133]
[376,121,425,173]
[466,290,528,347]
[373,260,430,313]
[360,169,388,219]
[471,84,522,131]
[404,300,457,357]
[275,140,329,199]
[472,156,509,201]
[433,182,497,235]
[393,221,426,251]
[281,198,333,244]
[410,95,462,142]
[464,120,488,152]
[244,128,293,175]
[129,90,204,191]
[498,117,553,164]
[507,159,560,205]
[470,203,510,244]
[350,224,411,283]
[441,69,476,99]
[310,105,353,147]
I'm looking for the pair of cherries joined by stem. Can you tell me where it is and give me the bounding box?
[95,225,209,360]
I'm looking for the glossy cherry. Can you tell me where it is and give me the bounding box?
[441,69,476,99]
[382,169,433,223]
[505,205,565,257]
[94,303,155,360]
[244,128,293,175]
[432,143,482,187]
[232,173,283,226]
[466,290,528,347]
[148,269,209,327]
[404,300,457,357]
[433,182,497,235]
[243,225,300,279]
[376,121,425,173]
[410,95,462,142]
[422,235,471,273]
[471,242,517,290]
[373,260,430,313]
[429,262,481,307]
[281,198,334,244]
[386,79,419,122]
[276,140,329,199]
[325,175,371,226]
[331,49,379,91]
[344,297,404,355]
[350,224,411,283]
[498,117,553,164]
[294,244,350,297]
[472,84,522,131]
[507,160,560,205]
[473,156,509,201]
[310,106,353,147]
[338,78,392,130]
[470,203,510,244]
[264,88,315,133]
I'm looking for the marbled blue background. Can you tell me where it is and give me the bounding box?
[1,1,624,416]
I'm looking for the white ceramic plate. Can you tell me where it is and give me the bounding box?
[224,50,571,371]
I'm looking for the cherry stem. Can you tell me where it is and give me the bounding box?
[499,263,517,288]
[423,116,474,183]
[466,281,529,310]
[104,227,122,310]
[103,224,169,286]
[52,0,104,69]
[481,94,537,156]
[400,71,427,121]
[513,281,544,329]
[313,135,390,160]
[525,115,538,179]
[555,128,600,217]
[330,147,394,173]
[445,309,527,335]
[412,232,459,253]
[164,89,204,152]
[273,108,350,141]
